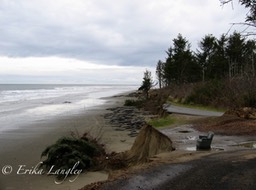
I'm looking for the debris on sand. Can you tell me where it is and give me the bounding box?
[104,106,146,137]
[224,107,256,119]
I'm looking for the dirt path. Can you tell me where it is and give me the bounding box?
[165,104,223,117]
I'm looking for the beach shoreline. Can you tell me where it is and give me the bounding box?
[0,92,136,190]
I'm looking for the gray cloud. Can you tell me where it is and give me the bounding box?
[0,0,248,67]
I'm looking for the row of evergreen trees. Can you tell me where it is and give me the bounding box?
[156,32,256,88]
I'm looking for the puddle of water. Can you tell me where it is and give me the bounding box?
[212,147,225,151]
[185,147,224,151]
[186,147,197,151]
[179,130,191,133]
[186,136,196,140]
[236,142,256,148]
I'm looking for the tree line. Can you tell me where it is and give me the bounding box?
[156,32,256,88]
[154,0,256,88]
[139,0,256,107]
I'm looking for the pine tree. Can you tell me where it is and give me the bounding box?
[226,32,246,77]
[164,34,200,85]
[139,70,153,99]
[196,34,217,81]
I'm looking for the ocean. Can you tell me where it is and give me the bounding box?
[0,84,137,132]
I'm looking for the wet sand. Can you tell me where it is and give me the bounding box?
[0,94,136,190]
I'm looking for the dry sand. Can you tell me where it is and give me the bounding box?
[0,94,136,190]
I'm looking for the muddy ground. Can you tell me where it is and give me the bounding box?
[82,112,256,190]
[96,120,256,190]
[81,94,256,190]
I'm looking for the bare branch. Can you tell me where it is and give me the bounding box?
[230,22,256,27]
[220,0,233,4]
[220,0,256,36]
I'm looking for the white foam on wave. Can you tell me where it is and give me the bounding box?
[0,84,137,133]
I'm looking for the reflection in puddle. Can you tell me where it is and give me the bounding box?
[186,136,196,140]
[186,147,197,151]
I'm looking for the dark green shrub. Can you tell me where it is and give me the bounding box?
[185,80,224,106]
[243,92,256,107]
[41,137,102,179]
[124,99,144,108]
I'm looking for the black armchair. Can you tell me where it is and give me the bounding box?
[196,131,214,150]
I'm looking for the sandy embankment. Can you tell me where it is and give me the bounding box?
[0,94,136,190]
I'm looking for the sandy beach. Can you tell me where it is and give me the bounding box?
[0,93,136,190]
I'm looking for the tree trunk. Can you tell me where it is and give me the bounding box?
[252,53,255,77]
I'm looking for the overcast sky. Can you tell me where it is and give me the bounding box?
[0,0,249,84]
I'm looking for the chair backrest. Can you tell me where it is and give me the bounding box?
[207,131,214,140]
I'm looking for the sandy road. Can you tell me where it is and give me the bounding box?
[100,150,256,190]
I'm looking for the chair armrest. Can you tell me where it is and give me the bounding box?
[199,135,207,139]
